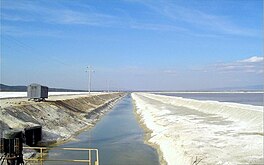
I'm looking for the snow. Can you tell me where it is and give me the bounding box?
[132,93,263,165]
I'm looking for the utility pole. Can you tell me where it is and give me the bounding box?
[107,80,110,93]
[86,66,94,95]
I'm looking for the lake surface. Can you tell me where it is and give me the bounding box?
[46,95,160,165]
[156,93,263,106]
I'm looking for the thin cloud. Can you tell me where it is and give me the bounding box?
[213,56,263,74]
[163,70,178,75]
[2,1,116,26]
[129,22,187,32]
[2,0,260,37]
[136,0,258,37]
[2,1,189,35]
[1,13,34,22]
[47,10,117,26]
[2,25,63,38]
[238,56,263,63]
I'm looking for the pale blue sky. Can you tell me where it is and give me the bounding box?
[1,0,263,91]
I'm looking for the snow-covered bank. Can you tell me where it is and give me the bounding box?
[0,93,125,145]
[145,93,263,130]
[132,93,263,165]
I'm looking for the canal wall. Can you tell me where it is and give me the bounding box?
[0,93,125,145]
[132,92,263,165]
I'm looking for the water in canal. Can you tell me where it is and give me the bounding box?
[46,95,160,165]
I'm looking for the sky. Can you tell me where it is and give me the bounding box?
[0,0,263,91]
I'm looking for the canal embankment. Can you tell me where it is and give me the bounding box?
[132,92,263,165]
[132,98,167,165]
[0,93,125,145]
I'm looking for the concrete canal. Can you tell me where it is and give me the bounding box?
[46,95,160,165]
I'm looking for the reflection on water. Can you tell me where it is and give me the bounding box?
[45,95,160,165]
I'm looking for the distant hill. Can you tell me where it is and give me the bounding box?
[209,85,263,91]
[0,84,27,91]
[0,84,86,92]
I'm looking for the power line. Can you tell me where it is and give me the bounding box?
[107,80,109,93]
[2,34,71,66]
